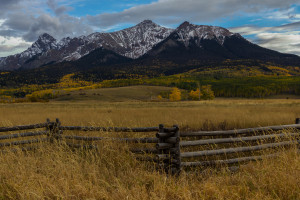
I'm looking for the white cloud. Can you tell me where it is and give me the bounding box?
[254,32,300,55]
[229,24,300,56]
[0,36,31,57]
[229,26,271,35]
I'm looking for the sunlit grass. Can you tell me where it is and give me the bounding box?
[0,99,299,199]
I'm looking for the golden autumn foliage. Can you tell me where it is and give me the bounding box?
[201,85,215,100]
[189,88,201,100]
[169,87,181,101]
[189,86,215,100]
[157,95,163,100]
[58,74,91,88]
[26,89,59,102]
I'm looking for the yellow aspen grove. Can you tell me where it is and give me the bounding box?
[189,89,201,100]
[169,87,181,101]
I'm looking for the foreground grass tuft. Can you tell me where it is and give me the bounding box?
[0,142,299,200]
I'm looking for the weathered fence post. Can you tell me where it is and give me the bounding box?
[54,118,62,143]
[156,124,181,175]
[156,124,166,172]
[46,118,62,144]
[46,118,54,143]
[172,125,181,175]
[296,118,300,124]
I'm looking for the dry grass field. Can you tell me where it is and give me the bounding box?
[0,98,300,199]
[1,98,299,129]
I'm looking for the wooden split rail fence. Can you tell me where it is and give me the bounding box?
[0,118,300,175]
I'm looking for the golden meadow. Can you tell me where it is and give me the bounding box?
[0,99,300,199]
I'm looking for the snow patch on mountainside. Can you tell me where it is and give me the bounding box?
[176,21,234,47]
[20,33,57,58]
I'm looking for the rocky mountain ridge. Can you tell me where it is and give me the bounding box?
[0,20,299,71]
[0,20,173,70]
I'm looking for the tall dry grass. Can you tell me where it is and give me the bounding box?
[0,142,299,200]
[0,99,300,129]
[0,99,299,199]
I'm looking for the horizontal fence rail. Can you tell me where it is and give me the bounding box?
[181,140,300,158]
[181,124,300,137]
[0,123,53,132]
[63,135,159,143]
[0,138,49,147]
[0,131,49,140]
[60,126,161,132]
[180,132,300,147]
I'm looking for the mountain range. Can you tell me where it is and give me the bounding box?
[0,20,299,85]
[0,20,173,70]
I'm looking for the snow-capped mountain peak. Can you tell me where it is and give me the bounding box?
[20,33,58,58]
[82,20,174,59]
[176,22,234,46]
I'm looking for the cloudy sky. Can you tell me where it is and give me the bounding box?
[0,0,300,57]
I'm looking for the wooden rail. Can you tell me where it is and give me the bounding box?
[181,140,299,158]
[181,124,300,137]
[0,122,52,132]
[180,132,300,147]
[0,138,48,147]
[0,131,49,140]
[61,126,163,132]
[179,118,300,171]
[63,135,159,143]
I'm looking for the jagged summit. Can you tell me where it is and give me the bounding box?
[83,19,174,59]
[20,33,57,59]
[137,19,156,26]
[175,22,234,46]
[38,33,55,40]
[178,21,191,29]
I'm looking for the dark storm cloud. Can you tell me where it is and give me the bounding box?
[86,0,300,28]
[23,14,93,41]
[0,30,19,37]
[47,0,72,16]
[3,13,35,32]
[0,0,93,42]
[0,0,22,17]
[0,0,21,9]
